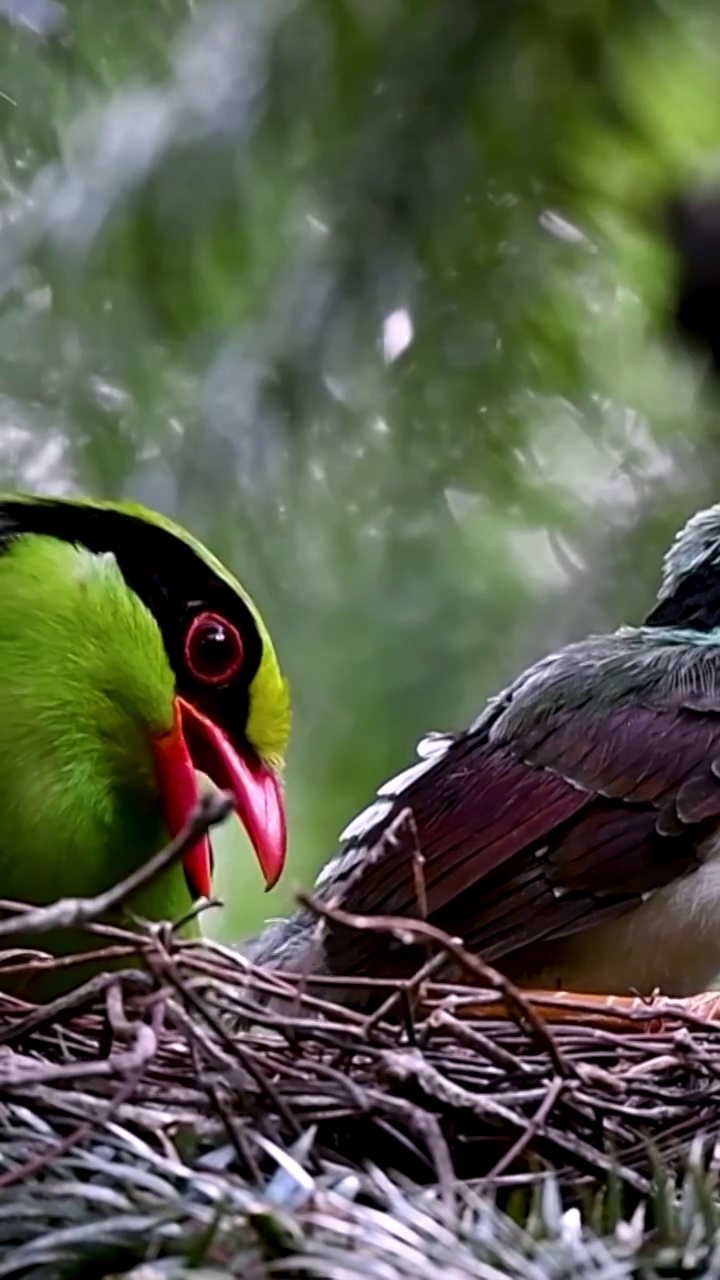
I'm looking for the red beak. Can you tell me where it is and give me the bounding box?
[150,698,287,900]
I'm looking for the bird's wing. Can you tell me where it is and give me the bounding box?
[318,632,720,972]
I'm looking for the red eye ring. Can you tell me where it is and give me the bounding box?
[184,611,244,687]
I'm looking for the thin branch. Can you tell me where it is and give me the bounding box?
[0,968,152,1046]
[0,791,234,941]
[0,999,164,1191]
[298,892,572,1078]
[478,1074,566,1185]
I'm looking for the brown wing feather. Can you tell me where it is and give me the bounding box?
[322,701,720,977]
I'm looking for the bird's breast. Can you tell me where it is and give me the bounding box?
[518,833,720,997]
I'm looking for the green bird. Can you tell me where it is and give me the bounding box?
[0,494,289,997]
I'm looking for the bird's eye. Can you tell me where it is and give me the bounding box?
[184,611,244,686]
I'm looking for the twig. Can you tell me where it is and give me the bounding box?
[298,892,572,1078]
[143,935,304,1139]
[362,951,449,1037]
[0,999,164,1190]
[478,1075,566,1185]
[0,1016,157,1087]
[0,791,234,941]
[0,967,152,1045]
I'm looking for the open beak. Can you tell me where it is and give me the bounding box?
[150,697,287,900]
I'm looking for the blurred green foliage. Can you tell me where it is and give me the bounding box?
[3,0,720,938]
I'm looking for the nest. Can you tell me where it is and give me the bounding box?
[2,796,720,1277]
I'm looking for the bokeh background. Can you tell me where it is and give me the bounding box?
[3,0,720,940]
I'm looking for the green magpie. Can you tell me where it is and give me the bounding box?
[0,494,289,995]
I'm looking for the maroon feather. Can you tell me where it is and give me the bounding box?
[323,697,720,977]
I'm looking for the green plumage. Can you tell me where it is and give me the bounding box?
[0,493,289,1000]
[1,492,290,765]
[0,535,196,994]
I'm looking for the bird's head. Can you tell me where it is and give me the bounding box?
[645,502,720,632]
[0,494,290,903]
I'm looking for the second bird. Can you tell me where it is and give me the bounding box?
[251,502,720,1001]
